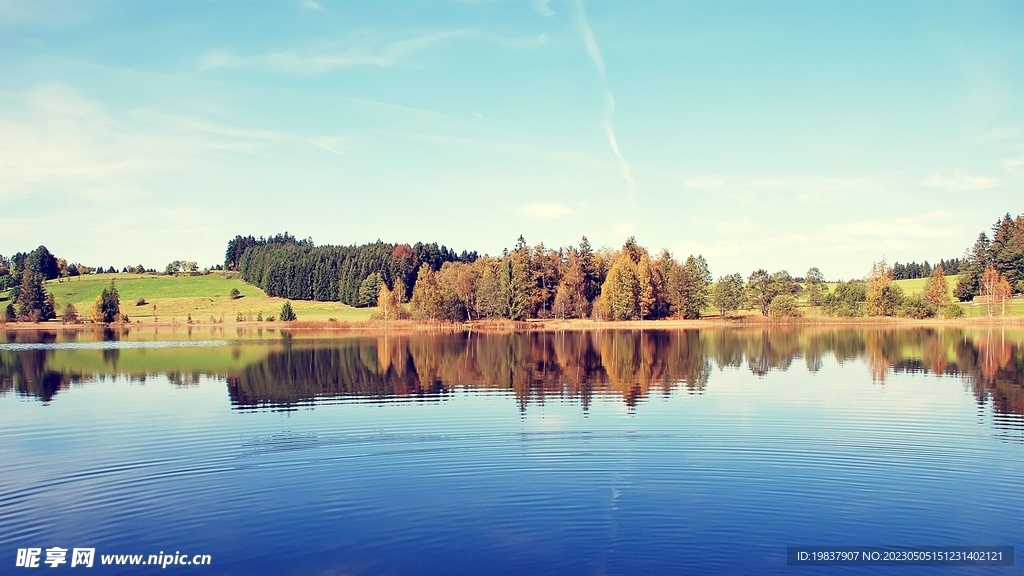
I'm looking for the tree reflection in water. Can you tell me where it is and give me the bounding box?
[2,328,1023,425]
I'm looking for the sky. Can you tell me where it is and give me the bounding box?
[0,0,1022,280]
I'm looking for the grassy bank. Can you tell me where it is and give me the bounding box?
[41,273,373,323]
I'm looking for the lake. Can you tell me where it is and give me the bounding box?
[1,327,1021,574]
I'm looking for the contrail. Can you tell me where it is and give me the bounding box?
[575,0,637,205]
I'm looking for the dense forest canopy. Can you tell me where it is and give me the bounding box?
[225,233,478,305]
[954,213,1024,302]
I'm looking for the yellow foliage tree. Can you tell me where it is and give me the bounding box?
[922,265,950,309]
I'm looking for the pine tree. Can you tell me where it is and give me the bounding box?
[15,270,56,322]
[280,301,297,322]
[357,272,383,307]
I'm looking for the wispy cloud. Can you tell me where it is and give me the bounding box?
[0,83,345,202]
[202,30,548,75]
[574,0,637,206]
[531,0,554,17]
[971,125,1024,144]
[919,171,1001,191]
[682,177,725,189]
[521,203,571,220]
[1003,155,1024,176]
[300,0,325,11]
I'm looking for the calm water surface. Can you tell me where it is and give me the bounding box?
[1,327,1022,575]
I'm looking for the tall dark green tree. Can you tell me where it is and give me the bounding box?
[357,272,383,307]
[280,301,297,322]
[15,271,56,322]
[91,280,121,323]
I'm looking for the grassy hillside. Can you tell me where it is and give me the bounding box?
[44,273,373,323]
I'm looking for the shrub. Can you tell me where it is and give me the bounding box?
[62,304,79,324]
[280,301,297,322]
[229,288,241,300]
[767,294,801,318]
[266,315,276,322]
[942,303,965,318]
[897,294,936,319]
[135,298,147,306]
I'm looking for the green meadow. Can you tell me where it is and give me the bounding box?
[43,273,373,323]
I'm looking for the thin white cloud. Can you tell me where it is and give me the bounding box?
[972,125,1024,144]
[614,221,636,238]
[531,0,554,17]
[574,0,637,206]
[202,30,547,75]
[920,171,1001,191]
[522,203,571,220]
[682,177,725,189]
[0,83,346,203]
[300,0,325,11]
[1003,155,1024,176]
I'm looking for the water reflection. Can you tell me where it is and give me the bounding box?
[2,328,1023,419]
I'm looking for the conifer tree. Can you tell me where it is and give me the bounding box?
[280,301,297,322]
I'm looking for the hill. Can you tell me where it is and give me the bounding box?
[43,273,373,323]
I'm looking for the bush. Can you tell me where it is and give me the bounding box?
[942,303,965,318]
[62,304,79,324]
[135,298,147,306]
[767,294,801,318]
[280,301,297,322]
[229,288,241,300]
[266,315,276,322]
[897,294,936,319]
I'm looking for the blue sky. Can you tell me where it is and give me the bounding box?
[0,0,1021,279]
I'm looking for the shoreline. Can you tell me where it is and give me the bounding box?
[3,315,1024,333]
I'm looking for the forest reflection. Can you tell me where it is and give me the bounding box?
[2,328,1023,421]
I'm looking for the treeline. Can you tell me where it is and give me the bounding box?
[954,213,1024,303]
[1,246,63,322]
[404,236,725,322]
[227,233,478,305]
[892,259,962,280]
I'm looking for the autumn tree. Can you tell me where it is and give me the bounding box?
[475,258,505,318]
[996,276,1012,317]
[922,265,950,310]
[374,283,409,321]
[411,263,444,320]
[636,254,658,319]
[979,264,1003,317]
[866,259,901,316]
[553,248,589,319]
[596,254,640,320]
